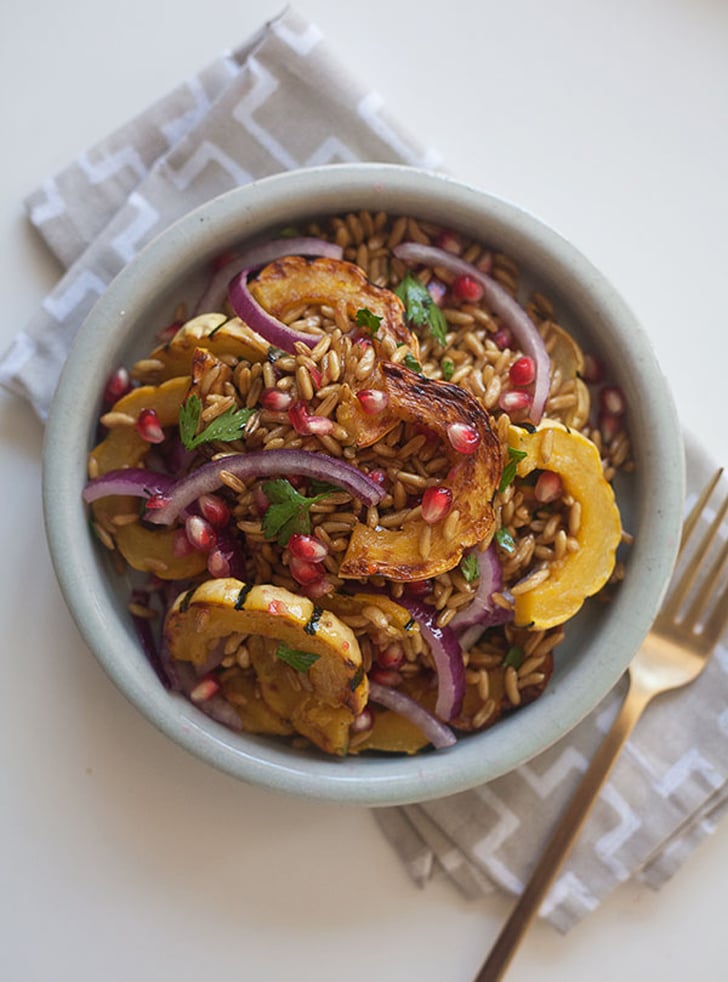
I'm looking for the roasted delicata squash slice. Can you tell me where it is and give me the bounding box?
[133,314,269,384]
[507,421,622,629]
[339,363,503,580]
[164,578,368,716]
[218,666,295,737]
[89,376,207,579]
[541,321,590,429]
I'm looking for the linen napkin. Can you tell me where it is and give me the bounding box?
[3,5,726,936]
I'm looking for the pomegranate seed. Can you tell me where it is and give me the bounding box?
[599,385,626,416]
[287,401,334,436]
[350,708,375,734]
[434,229,462,254]
[534,470,563,504]
[369,668,402,687]
[404,578,433,598]
[207,547,232,578]
[309,366,323,389]
[172,528,195,557]
[288,533,328,562]
[289,555,324,585]
[185,514,216,552]
[493,326,513,350]
[376,642,405,671]
[103,367,132,405]
[356,389,390,415]
[144,493,171,511]
[135,408,165,444]
[452,274,484,303]
[600,410,623,444]
[581,353,605,384]
[447,421,481,455]
[476,251,493,274]
[366,468,388,487]
[303,577,335,599]
[427,277,448,306]
[198,493,230,529]
[189,677,220,703]
[260,387,293,412]
[421,485,453,524]
[498,390,532,413]
[509,355,536,387]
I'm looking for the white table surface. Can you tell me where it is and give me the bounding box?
[2,2,727,980]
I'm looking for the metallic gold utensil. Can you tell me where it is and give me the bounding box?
[475,468,728,982]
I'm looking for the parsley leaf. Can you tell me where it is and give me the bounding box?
[441,358,455,382]
[261,478,334,546]
[355,307,381,337]
[499,446,528,493]
[460,552,480,583]
[395,272,448,345]
[503,645,524,669]
[403,352,422,373]
[275,642,320,673]
[178,394,253,450]
[494,527,516,555]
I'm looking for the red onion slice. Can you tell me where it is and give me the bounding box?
[227,268,321,353]
[195,237,343,314]
[396,598,466,720]
[143,448,386,526]
[368,681,456,749]
[450,545,514,647]
[393,242,551,423]
[82,468,175,504]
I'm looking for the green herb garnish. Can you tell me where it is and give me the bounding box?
[503,645,524,669]
[403,352,422,373]
[441,358,455,381]
[460,552,480,583]
[499,446,528,493]
[395,272,448,345]
[355,307,382,337]
[178,394,253,450]
[275,642,320,673]
[494,527,516,555]
[261,478,334,547]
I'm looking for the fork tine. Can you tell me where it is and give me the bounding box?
[682,524,728,630]
[700,575,728,644]
[680,468,723,551]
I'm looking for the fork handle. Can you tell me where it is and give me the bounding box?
[474,675,654,982]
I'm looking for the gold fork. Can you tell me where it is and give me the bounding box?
[475,469,728,982]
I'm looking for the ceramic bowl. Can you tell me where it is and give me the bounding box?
[42,163,684,805]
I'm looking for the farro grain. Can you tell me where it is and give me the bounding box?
[99,410,136,428]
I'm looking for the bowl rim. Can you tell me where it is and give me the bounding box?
[42,162,685,805]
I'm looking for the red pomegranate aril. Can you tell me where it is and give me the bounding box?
[509,355,536,387]
[599,385,626,416]
[288,533,328,562]
[534,470,563,504]
[476,251,494,274]
[427,277,448,306]
[185,514,216,552]
[599,410,623,444]
[369,668,403,687]
[421,485,453,524]
[498,390,532,413]
[103,367,132,405]
[172,528,195,557]
[309,366,323,390]
[350,708,374,734]
[376,642,405,671]
[356,388,390,415]
[493,326,513,350]
[287,401,334,436]
[260,387,293,412]
[144,493,170,511]
[135,408,165,444]
[452,274,484,303]
[581,353,605,384]
[434,229,462,255]
[303,577,335,599]
[198,493,231,529]
[405,578,433,598]
[207,547,232,578]
[367,468,388,487]
[447,421,481,455]
[289,555,324,585]
[189,677,220,703]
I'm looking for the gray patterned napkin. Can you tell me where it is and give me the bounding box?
[3,5,726,936]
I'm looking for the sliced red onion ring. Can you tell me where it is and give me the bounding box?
[82,468,175,504]
[368,681,456,750]
[195,237,343,314]
[228,268,322,354]
[393,242,551,423]
[141,449,386,526]
[450,545,514,650]
[396,598,466,721]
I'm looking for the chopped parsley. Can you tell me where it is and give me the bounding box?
[503,645,524,670]
[261,478,335,547]
[441,358,455,381]
[403,352,422,373]
[460,552,480,583]
[275,642,320,673]
[178,394,253,450]
[499,446,528,493]
[395,272,448,345]
[494,527,516,555]
[355,307,382,337]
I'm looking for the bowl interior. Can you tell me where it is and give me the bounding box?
[42,163,685,805]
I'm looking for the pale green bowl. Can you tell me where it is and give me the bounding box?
[42,163,684,805]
